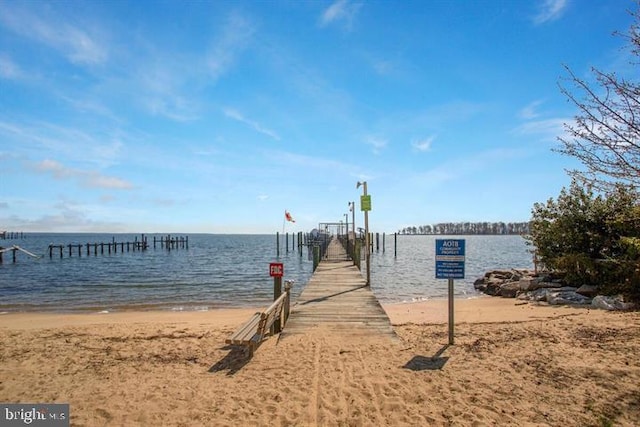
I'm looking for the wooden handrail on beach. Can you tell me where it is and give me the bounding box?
[226,289,291,356]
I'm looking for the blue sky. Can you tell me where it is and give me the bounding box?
[0,0,636,234]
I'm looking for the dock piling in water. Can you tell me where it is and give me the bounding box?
[40,235,185,261]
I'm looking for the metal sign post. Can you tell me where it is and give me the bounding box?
[435,239,465,345]
[357,181,371,286]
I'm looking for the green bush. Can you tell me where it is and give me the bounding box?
[528,181,640,301]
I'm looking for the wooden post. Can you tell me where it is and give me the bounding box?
[394,232,397,258]
[376,232,379,252]
[383,233,385,253]
[313,244,320,271]
[272,276,282,334]
[286,232,289,253]
[276,232,280,257]
[0,247,3,264]
[49,245,53,258]
[300,232,303,257]
[12,247,17,263]
[68,244,72,257]
[284,280,293,326]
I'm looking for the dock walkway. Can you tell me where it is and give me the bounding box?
[282,238,397,340]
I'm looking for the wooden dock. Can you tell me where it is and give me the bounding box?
[281,237,397,340]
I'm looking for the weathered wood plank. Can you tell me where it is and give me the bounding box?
[281,237,397,341]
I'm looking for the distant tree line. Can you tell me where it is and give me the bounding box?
[397,222,531,235]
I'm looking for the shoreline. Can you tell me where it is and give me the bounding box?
[0,296,603,330]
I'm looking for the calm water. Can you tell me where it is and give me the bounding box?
[370,234,534,303]
[0,233,532,312]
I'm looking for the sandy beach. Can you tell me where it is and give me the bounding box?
[1,297,638,426]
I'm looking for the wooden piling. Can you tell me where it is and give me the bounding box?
[272,276,283,334]
[39,236,186,261]
[394,232,397,257]
[313,244,320,271]
[284,280,292,325]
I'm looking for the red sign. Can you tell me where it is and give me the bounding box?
[269,262,284,277]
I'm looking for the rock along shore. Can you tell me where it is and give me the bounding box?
[474,269,637,311]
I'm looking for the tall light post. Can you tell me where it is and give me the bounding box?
[348,201,356,265]
[344,213,349,256]
[356,181,370,286]
[348,202,355,236]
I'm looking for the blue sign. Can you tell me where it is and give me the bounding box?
[435,239,465,279]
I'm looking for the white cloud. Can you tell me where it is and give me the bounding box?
[266,150,357,173]
[0,55,23,79]
[33,159,133,190]
[0,120,128,167]
[319,0,361,29]
[119,11,255,122]
[0,3,108,65]
[532,0,569,25]
[223,108,280,141]
[513,117,569,141]
[0,198,138,233]
[412,136,435,152]
[365,136,387,155]
[372,59,393,75]
[208,12,255,80]
[519,100,545,119]
[144,96,200,122]
[412,148,529,189]
[87,175,132,190]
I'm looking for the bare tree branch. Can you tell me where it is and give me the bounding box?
[555,5,640,191]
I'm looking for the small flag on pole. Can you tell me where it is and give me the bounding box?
[285,211,295,223]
